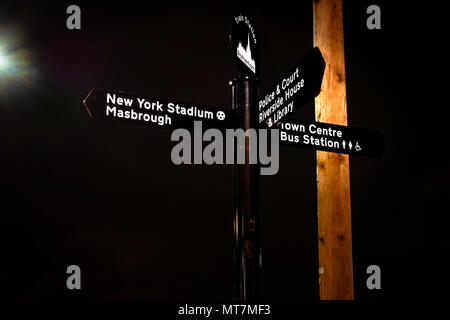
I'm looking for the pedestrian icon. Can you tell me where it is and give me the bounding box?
[279,118,384,157]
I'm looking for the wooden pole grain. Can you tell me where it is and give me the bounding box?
[313,0,354,300]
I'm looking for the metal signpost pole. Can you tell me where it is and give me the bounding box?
[232,76,261,300]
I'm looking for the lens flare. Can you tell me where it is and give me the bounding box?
[0,50,11,70]
[0,28,38,95]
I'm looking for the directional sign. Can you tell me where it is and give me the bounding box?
[83,88,233,130]
[230,10,260,77]
[276,119,384,157]
[258,47,325,128]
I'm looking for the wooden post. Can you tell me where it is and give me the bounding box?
[313,0,354,300]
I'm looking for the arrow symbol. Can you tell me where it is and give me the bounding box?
[83,88,96,118]
[82,88,233,130]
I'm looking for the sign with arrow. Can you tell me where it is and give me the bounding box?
[258,47,325,128]
[80,8,385,302]
[277,118,384,157]
[83,88,233,130]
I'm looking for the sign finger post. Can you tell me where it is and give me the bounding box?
[82,3,384,300]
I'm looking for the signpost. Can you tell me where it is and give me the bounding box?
[277,119,384,157]
[258,48,325,128]
[83,88,232,130]
[230,10,260,77]
[82,4,384,301]
[230,11,261,301]
[231,76,261,301]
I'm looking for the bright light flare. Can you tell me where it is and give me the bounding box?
[0,29,38,95]
[0,49,12,71]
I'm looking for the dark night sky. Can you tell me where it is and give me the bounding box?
[0,1,448,301]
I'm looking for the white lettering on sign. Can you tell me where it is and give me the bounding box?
[258,67,305,126]
[102,92,225,127]
[167,103,214,119]
[106,105,171,126]
[106,93,133,107]
[308,124,342,138]
[281,68,300,89]
[280,121,363,154]
[234,15,257,44]
[273,102,293,124]
[137,98,163,111]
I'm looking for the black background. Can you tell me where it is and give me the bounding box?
[0,0,448,302]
